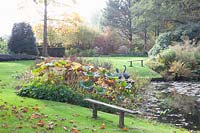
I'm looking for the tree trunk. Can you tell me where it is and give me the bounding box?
[144,19,147,51]
[157,24,160,36]
[128,33,132,52]
[43,0,48,57]
[128,0,133,52]
[144,28,147,51]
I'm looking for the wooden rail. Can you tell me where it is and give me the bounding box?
[84,98,140,128]
[128,60,144,67]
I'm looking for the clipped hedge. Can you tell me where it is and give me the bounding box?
[0,54,39,62]
[38,47,65,57]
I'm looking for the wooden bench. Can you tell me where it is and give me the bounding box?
[84,98,140,128]
[128,60,144,67]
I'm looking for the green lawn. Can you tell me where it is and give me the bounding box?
[0,60,193,133]
[84,57,161,78]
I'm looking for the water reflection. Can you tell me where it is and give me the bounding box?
[140,82,200,130]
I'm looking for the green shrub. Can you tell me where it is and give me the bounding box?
[147,37,200,80]
[8,22,38,55]
[158,49,176,66]
[148,32,172,56]
[18,81,87,106]
[79,49,97,57]
[65,49,78,56]
[146,58,166,73]
[193,55,200,76]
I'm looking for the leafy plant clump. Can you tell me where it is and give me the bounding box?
[146,37,200,80]
[18,58,135,108]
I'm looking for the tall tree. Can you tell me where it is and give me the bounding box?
[8,22,38,55]
[103,0,134,50]
[33,0,76,56]
[43,0,48,56]
[33,0,48,56]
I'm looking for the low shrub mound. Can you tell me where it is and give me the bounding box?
[146,37,200,80]
[18,58,135,109]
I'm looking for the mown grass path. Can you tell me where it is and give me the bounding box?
[0,61,192,133]
[84,57,161,79]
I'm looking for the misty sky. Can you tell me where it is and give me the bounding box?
[0,0,107,36]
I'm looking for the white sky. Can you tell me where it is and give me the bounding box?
[0,0,107,36]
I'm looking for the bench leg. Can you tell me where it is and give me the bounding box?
[92,104,98,119]
[129,61,133,67]
[141,60,144,67]
[119,111,124,128]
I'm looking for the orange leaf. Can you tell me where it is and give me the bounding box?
[71,128,79,133]
[122,127,128,131]
[32,106,39,111]
[37,120,45,127]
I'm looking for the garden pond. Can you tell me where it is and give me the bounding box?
[137,82,200,130]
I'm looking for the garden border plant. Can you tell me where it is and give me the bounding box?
[18,58,136,112]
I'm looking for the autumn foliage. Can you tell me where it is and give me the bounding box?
[18,58,135,106]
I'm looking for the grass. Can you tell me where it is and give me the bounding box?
[84,57,161,79]
[0,60,194,133]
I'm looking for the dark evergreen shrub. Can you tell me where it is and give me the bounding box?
[8,22,38,55]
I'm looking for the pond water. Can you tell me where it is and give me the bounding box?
[138,82,200,130]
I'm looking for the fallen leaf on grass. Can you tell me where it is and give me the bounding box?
[37,120,45,127]
[122,127,128,131]
[100,123,105,129]
[63,126,68,131]
[46,121,55,130]
[61,118,66,121]
[16,125,23,129]
[20,107,28,113]
[16,114,24,120]
[2,123,8,128]
[73,125,77,128]
[31,113,40,119]
[71,128,80,133]
[2,117,6,120]
[92,128,97,132]
[69,120,74,124]
[32,106,39,111]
